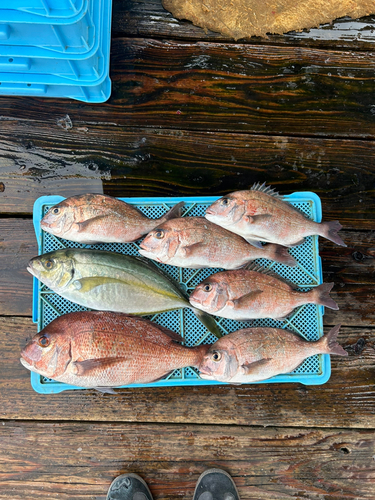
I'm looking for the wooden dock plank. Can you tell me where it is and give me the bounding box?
[2,316,375,428]
[1,39,375,138]
[0,420,374,500]
[0,122,374,225]
[112,0,375,50]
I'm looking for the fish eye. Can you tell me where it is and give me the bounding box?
[155,230,164,239]
[203,283,212,292]
[221,198,230,206]
[52,208,60,214]
[211,351,222,362]
[44,259,54,270]
[38,335,50,348]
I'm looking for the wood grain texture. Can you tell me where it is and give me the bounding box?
[2,39,375,138]
[112,0,375,50]
[0,121,374,225]
[1,420,375,500]
[3,317,375,428]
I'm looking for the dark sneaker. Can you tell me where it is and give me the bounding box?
[193,468,240,500]
[106,473,153,500]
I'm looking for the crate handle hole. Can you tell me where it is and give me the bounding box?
[8,58,13,63]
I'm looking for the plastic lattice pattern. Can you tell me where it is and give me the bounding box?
[30,194,329,393]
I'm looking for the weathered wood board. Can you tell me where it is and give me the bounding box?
[1,420,374,500]
[2,39,375,138]
[1,123,374,225]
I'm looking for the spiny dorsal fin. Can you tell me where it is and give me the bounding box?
[244,262,297,289]
[251,182,284,201]
[250,182,313,221]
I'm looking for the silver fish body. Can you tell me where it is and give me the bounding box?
[27,249,221,338]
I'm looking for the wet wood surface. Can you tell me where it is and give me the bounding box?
[1,0,375,499]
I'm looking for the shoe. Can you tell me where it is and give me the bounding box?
[193,468,240,500]
[106,473,154,500]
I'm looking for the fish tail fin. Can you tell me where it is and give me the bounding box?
[159,202,185,223]
[317,325,348,356]
[311,282,339,310]
[191,307,222,339]
[264,244,297,267]
[320,220,346,247]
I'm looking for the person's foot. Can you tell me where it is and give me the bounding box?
[106,473,153,500]
[193,468,240,500]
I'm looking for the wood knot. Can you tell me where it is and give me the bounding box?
[352,251,364,261]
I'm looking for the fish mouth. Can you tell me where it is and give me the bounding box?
[198,366,213,379]
[20,356,35,372]
[138,248,164,263]
[27,263,36,277]
[188,296,201,307]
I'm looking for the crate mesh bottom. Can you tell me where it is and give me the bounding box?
[35,197,323,389]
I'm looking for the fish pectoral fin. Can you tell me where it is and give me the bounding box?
[76,215,108,232]
[244,238,264,248]
[94,387,117,394]
[153,325,184,343]
[73,357,127,376]
[182,242,206,257]
[227,290,263,310]
[245,214,273,224]
[241,358,272,376]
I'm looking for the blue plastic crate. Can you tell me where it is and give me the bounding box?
[0,0,87,24]
[0,0,97,55]
[0,76,111,102]
[0,0,112,101]
[29,193,330,394]
[0,0,110,85]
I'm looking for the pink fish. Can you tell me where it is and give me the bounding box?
[20,311,209,391]
[205,183,346,248]
[189,266,338,321]
[139,216,296,269]
[41,194,184,244]
[199,325,347,383]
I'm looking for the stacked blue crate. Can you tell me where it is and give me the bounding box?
[0,0,112,102]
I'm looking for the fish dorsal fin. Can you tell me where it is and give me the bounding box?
[244,262,297,289]
[251,182,284,201]
[250,182,313,221]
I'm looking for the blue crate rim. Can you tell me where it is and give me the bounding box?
[30,193,330,393]
[0,0,88,25]
[0,0,111,86]
[0,0,105,60]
